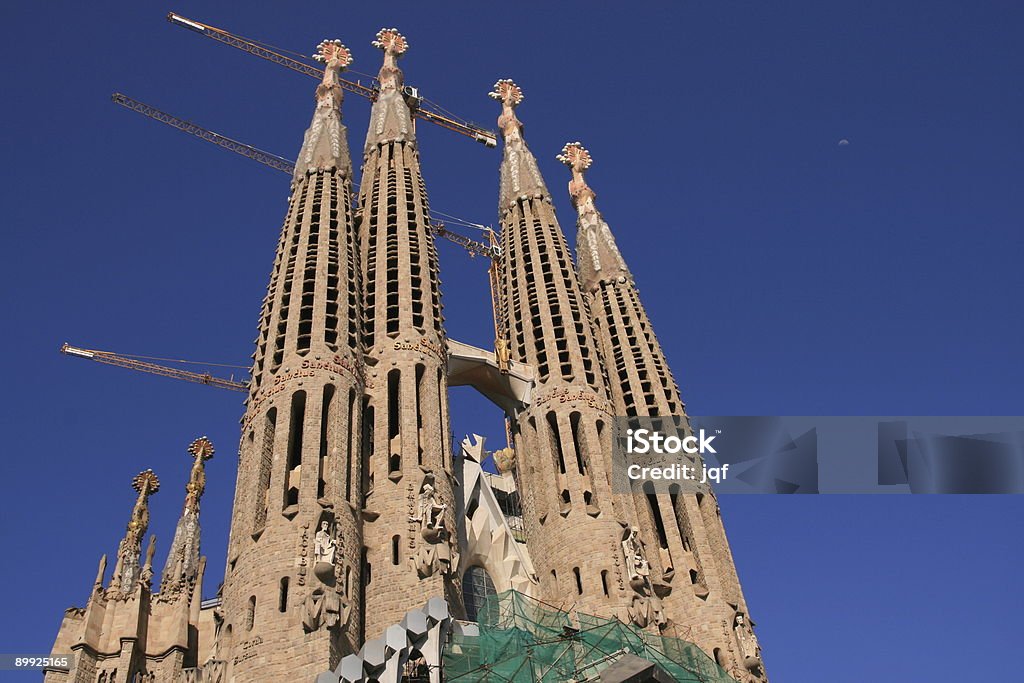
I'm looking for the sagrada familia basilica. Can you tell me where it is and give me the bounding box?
[44,28,768,683]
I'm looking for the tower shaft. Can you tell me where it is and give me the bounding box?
[357,29,459,639]
[490,81,636,618]
[221,42,365,681]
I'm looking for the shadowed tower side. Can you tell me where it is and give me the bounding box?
[220,39,366,681]
[559,142,767,682]
[357,28,460,639]
[489,80,642,617]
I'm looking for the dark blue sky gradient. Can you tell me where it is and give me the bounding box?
[1,2,1021,681]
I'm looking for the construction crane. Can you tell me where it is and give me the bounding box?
[61,343,248,392]
[111,93,295,173]
[167,12,498,148]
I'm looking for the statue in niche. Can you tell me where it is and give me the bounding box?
[621,527,651,586]
[312,516,339,585]
[733,612,763,673]
[314,520,337,566]
[621,526,667,630]
[409,471,455,578]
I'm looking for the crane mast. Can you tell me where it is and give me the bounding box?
[167,12,497,147]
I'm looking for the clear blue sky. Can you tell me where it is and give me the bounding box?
[1,2,1021,681]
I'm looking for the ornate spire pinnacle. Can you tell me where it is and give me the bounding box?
[109,470,160,597]
[557,141,629,292]
[160,437,214,600]
[313,39,353,89]
[489,79,549,211]
[489,79,524,143]
[293,39,354,183]
[364,28,415,152]
[556,142,597,214]
[183,436,214,514]
[371,28,408,92]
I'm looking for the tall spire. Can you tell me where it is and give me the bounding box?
[160,436,213,599]
[489,79,549,212]
[357,26,458,639]
[108,469,160,597]
[556,142,629,292]
[364,28,415,152]
[293,39,354,183]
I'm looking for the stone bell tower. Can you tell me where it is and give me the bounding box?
[489,79,638,617]
[558,142,767,681]
[357,28,460,639]
[220,38,365,681]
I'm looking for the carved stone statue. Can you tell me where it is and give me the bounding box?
[620,526,667,630]
[301,587,349,633]
[495,336,511,374]
[621,526,651,586]
[734,612,764,673]
[409,472,455,578]
[314,521,337,566]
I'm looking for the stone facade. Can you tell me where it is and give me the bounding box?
[46,26,768,683]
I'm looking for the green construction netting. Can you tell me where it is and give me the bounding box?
[443,590,737,682]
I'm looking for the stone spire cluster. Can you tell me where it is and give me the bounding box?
[44,442,219,683]
[46,26,768,683]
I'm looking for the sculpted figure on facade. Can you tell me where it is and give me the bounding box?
[409,471,456,578]
[621,526,667,630]
[302,515,350,633]
[314,520,338,566]
[301,586,349,634]
[734,612,764,673]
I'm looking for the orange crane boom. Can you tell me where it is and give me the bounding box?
[167,12,497,148]
[112,93,296,173]
[61,343,248,393]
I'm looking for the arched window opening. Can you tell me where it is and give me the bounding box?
[573,567,583,595]
[462,566,497,622]
[392,535,401,565]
